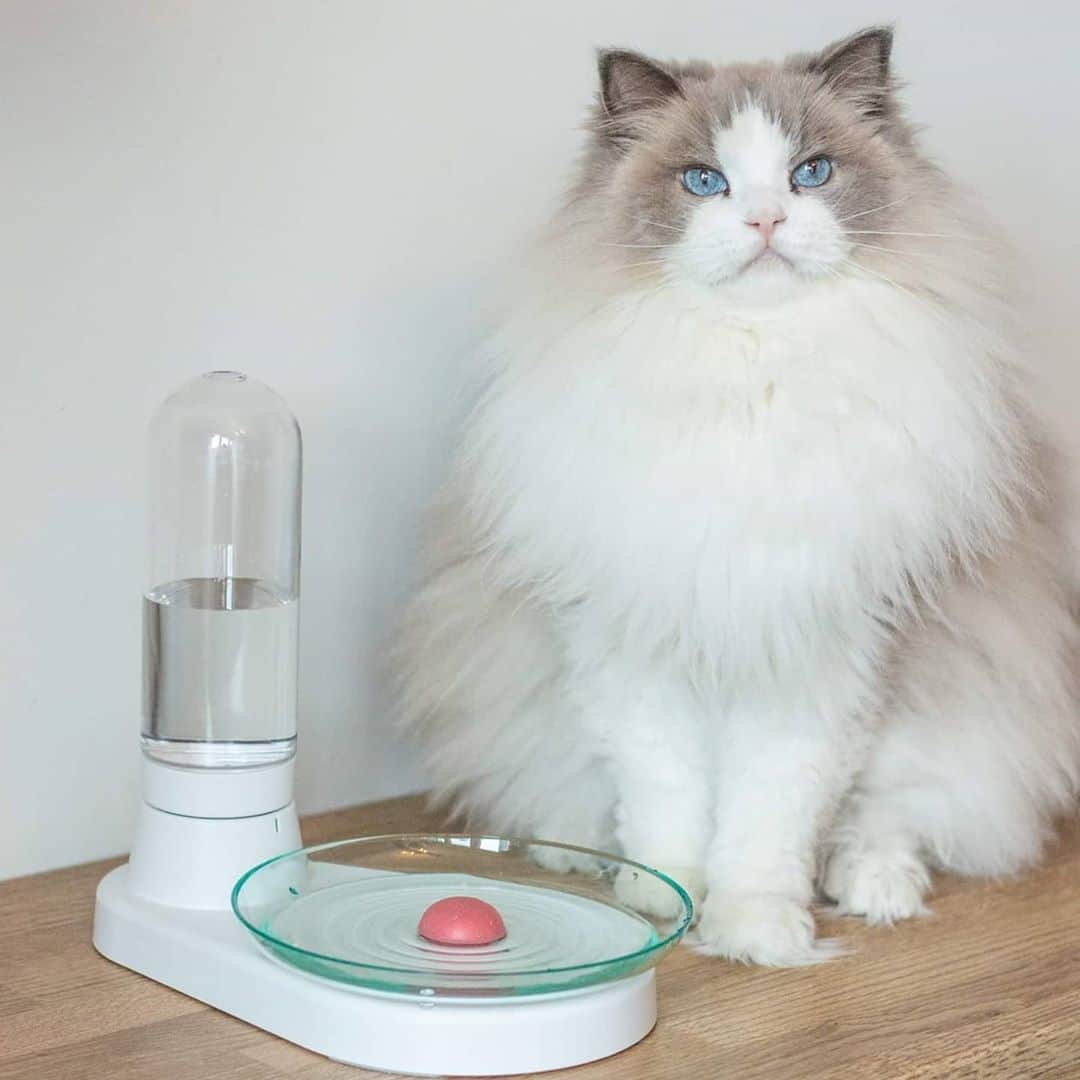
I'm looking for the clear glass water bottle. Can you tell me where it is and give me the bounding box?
[141,371,301,769]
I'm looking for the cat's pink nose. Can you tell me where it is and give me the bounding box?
[745,212,787,244]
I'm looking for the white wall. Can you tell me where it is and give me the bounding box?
[3,1,1076,879]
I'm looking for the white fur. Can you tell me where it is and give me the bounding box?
[395,108,1080,966]
[674,108,850,291]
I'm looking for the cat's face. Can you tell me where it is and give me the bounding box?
[583,28,922,302]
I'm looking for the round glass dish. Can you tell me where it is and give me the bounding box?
[231,834,693,997]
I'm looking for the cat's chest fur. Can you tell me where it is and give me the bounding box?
[469,280,1016,658]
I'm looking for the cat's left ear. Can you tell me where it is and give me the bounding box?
[596,50,683,142]
[807,26,894,118]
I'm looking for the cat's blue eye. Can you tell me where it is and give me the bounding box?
[792,157,833,188]
[681,166,729,197]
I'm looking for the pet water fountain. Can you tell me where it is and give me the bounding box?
[93,372,692,1076]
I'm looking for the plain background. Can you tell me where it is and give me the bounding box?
[2,1,1076,880]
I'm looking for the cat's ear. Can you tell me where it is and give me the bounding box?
[597,50,682,140]
[807,26,894,118]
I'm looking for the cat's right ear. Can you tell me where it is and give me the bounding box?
[597,50,682,142]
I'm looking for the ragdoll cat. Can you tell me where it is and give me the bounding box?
[393,26,1080,965]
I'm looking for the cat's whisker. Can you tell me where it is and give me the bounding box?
[847,242,938,258]
[634,277,678,306]
[837,257,944,320]
[845,230,967,239]
[837,194,916,223]
[618,258,672,272]
[600,242,673,250]
[639,218,684,233]
[837,255,907,288]
[844,230,988,246]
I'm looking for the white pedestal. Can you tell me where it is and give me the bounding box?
[93,865,658,1076]
[125,758,301,909]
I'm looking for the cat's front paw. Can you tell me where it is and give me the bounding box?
[821,846,931,926]
[529,844,604,877]
[615,864,703,922]
[691,891,843,966]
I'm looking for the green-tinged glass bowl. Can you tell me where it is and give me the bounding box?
[231,834,692,997]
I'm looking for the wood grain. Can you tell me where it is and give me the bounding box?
[2,796,1079,1079]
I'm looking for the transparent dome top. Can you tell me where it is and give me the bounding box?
[141,372,302,770]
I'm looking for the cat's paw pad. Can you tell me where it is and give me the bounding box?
[821,847,931,926]
[690,892,844,966]
[615,864,703,922]
[529,844,604,877]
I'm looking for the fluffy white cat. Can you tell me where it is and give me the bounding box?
[393,27,1080,965]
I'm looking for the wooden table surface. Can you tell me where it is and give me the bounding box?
[2,795,1079,1079]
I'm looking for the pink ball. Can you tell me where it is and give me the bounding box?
[417,896,507,946]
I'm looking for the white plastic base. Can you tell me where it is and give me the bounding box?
[93,865,657,1076]
[126,800,302,909]
[124,759,302,909]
